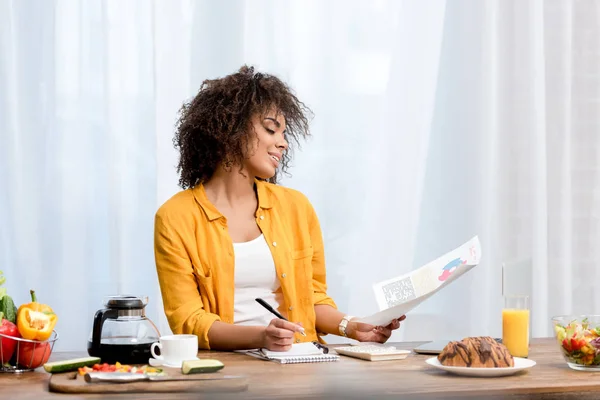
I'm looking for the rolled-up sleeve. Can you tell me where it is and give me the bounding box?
[154,212,220,349]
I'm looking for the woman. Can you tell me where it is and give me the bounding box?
[154,66,405,351]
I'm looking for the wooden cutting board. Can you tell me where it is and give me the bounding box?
[48,371,249,394]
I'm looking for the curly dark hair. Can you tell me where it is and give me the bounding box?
[173,65,313,189]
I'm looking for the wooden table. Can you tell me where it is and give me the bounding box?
[2,338,597,399]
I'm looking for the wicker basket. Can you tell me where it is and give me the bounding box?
[0,330,59,373]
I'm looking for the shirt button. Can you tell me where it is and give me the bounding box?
[260,215,264,220]
[288,306,293,311]
[296,339,301,343]
[281,273,286,278]
[272,241,277,247]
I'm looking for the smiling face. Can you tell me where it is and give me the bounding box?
[243,111,288,180]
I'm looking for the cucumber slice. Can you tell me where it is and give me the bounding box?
[181,359,224,374]
[43,357,101,373]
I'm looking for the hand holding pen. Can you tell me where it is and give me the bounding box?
[255,298,306,352]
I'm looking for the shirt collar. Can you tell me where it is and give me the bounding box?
[255,179,272,210]
[193,179,272,221]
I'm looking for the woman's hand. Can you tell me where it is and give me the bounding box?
[261,319,304,351]
[346,315,406,343]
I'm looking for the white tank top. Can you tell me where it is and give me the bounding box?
[232,234,283,326]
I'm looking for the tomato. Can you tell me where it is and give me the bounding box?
[16,341,51,369]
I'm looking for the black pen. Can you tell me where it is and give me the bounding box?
[255,298,307,336]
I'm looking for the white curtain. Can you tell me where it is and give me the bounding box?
[1,0,599,351]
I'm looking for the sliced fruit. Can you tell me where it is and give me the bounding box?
[43,357,102,373]
[181,359,224,374]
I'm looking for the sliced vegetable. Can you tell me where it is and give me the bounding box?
[582,317,590,330]
[78,363,162,375]
[556,319,600,366]
[43,357,101,373]
[17,290,58,341]
[554,325,567,342]
[181,359,224,374]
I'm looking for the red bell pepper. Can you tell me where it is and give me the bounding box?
[563,335,586,352]
[0,312,20,364]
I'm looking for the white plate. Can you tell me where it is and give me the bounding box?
[148,357,199,368]
[425,356,536,377]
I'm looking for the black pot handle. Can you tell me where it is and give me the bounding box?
[89,308,119,357]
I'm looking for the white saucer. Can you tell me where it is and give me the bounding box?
[425,356,536,377]
[148,357,199,368]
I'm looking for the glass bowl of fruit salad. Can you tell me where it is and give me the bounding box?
[552,315,600,371]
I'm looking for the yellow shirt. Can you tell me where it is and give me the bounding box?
[154,179,337,349]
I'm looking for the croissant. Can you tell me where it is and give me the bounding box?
[437,336,514,368]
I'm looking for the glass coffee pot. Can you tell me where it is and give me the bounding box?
[88,295,161,364]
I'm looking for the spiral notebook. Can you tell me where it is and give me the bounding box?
[242,342,340,364]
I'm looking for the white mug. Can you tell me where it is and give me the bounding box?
[150,334,198,367]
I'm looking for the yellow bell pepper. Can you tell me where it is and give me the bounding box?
[582,354,595,365]
[17,290,58,341]
[581,345,595,355]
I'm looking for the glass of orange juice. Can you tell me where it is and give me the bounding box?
[502,295,530,358]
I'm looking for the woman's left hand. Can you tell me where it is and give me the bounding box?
[346,315,406,343]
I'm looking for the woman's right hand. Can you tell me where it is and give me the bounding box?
[262,319,304,351]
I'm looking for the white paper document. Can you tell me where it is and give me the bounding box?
[358,236,481,326]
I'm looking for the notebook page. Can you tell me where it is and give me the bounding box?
[261,342,323,358]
